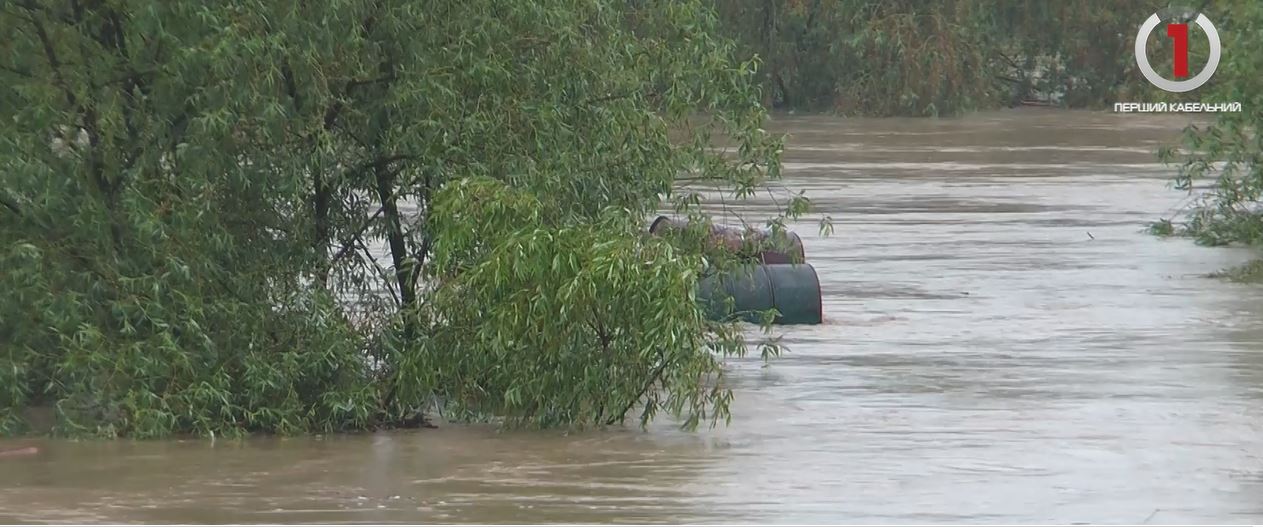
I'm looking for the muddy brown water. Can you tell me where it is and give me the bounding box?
[3,109,1263,524]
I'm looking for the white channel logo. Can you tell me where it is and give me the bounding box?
[1133,11,1221,93]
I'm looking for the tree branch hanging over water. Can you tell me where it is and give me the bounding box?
[0,0,801,437]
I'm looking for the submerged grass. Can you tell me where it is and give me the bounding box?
[1207,259,1263,283]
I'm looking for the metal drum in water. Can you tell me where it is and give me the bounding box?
[698,264,822,325]
[650,216,805,264]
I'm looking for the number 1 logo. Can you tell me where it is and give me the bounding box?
[1135,9,1221,93]
[1167,23,1189,77]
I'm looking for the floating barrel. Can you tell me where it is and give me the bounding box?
[649,216,805,264]
[698,264,822,325]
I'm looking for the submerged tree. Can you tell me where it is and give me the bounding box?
[1156,1,1263,248]
[0,0,800,437]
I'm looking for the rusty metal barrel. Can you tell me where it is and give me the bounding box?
[649,216,805,264]
[698,264,822,325]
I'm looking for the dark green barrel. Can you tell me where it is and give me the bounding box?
[698,264,822,325]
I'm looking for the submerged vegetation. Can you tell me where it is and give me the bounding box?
[0,0,798,437]
[1152,2,1263,278]
[2,0,1260,437]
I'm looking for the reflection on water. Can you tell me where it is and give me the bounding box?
[4,109,1263,524]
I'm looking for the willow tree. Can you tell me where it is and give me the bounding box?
[0,1,797,437]
[1155,1,1263,251]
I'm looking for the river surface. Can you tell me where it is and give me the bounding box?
[3,109,1263,524]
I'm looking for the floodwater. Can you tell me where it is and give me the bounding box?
[3,109,1263,524]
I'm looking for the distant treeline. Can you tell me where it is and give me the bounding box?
[710,0,1230,115]
[709,0,1263,262]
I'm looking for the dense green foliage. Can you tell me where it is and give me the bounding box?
[1157,1,1263,248]
[710,0,1185,115]
[0,1,798,437]
[417,178,739,429]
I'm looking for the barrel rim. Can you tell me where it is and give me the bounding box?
[789,231,806,261]
[648,215,672,234]
[809,263,821,323]
[787,263,821,324]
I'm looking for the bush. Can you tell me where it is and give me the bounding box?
[0,0,795,436]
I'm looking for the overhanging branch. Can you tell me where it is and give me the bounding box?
[0,192,22,216]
